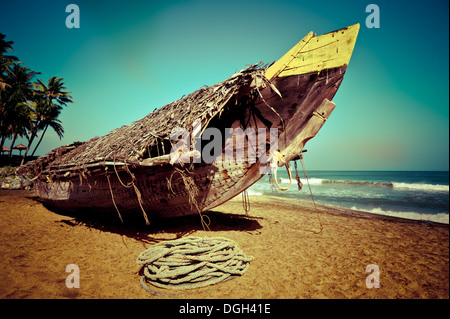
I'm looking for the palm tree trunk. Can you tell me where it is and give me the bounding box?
[8,133,17,157]
[20,130,37,166]
[31,125,48,157]
[0,135,5,149]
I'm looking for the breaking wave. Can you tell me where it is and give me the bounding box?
[279,177,323,185]
[391,182,449,192]
[279,178,449,192]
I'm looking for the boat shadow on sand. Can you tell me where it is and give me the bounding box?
[32,196,263,244]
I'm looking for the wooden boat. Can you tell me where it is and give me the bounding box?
[21,24,360,224]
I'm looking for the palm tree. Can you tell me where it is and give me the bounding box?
[21,76,73,161]
[4,102,32,157]
[28,97,65,158]
[0,33,18,149]
[0,62,38,156]
[0,33,15,56]
[36,77,73,107]
[0,33,18,91]
[0,34,73,165]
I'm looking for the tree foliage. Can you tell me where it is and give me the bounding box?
[0,33,73,164]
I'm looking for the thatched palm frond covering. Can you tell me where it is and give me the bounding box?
[21,64,265,174]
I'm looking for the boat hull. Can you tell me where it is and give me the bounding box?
[35,160,255,219]
[35,68,340,221]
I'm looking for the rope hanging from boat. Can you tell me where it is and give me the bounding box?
[298,150,323,234]
[255,84,286,134]
[136,237,253,294]
[271,151,292,191]
[294,160,303,191]
[105,168,124,223]
[167,166,210,231]
[106,152,151,225]
[267,149,322,233]
[273,163,292,191]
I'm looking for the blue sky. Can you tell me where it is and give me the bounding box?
[1,0,448,170]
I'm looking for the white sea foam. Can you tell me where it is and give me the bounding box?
[302,178,324,185]
[349,206,449,224]
[277,177,449,193]
[392,182,449,192]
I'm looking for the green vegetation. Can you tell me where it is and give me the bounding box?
[0,33,73,165]
[0,165,15,179]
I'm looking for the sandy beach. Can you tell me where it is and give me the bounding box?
[0,189,448,299]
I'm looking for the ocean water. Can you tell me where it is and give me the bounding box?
[246,170,449,224]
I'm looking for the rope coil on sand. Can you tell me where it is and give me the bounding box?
[136,237,253,293]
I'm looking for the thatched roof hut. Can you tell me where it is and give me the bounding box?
[14,144,28,155]
[1,146,11,153]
